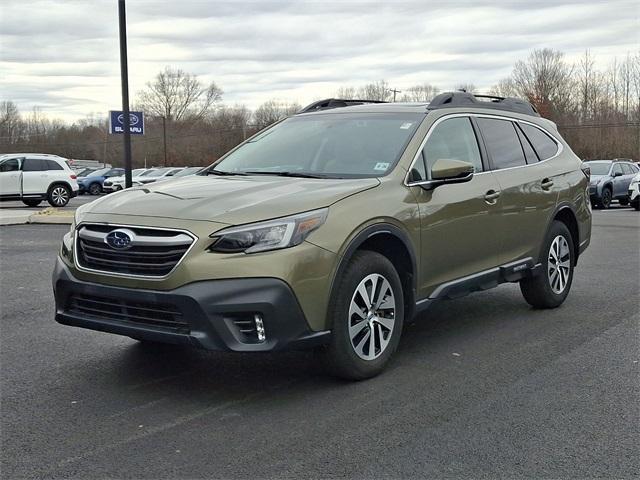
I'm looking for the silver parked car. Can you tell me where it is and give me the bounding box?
[584,159,639,208]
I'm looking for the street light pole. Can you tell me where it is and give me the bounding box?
[118,0,133,188]
[162,116,167,167]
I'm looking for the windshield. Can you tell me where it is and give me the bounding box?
[87,168,110,177]
[212,113,423,178]
[585,162,611,175]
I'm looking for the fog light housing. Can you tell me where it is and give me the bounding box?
[254,314,266,342]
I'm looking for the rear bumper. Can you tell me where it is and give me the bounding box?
[52,258,329,352]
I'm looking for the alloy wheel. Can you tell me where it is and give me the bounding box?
[601,189,612,208]
[51,187,69,206]
[547,235,571,294]
[348,273,396,361]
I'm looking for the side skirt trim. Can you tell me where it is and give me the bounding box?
[414,257,537,316]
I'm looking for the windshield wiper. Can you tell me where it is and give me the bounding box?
[242,171,326,179]
[206,169,248,176]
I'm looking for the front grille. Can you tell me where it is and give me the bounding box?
[75,224,194,277]
[67,294,189,333]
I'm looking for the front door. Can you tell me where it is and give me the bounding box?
[0,158,22,196]
[409,116,502,298]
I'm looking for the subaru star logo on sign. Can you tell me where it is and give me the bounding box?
[105,229,134,250]
[108,110,144,135]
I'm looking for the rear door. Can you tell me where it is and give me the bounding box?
[0,158,23,196]
[21,158,51,195]
[476,117,560,265]
[410,115,502,296]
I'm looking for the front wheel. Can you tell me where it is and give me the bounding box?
[47,184,71,207]
[324,251,404,380]
[88,183,102,195]
[520,221,575,309]
[600,188,612,209]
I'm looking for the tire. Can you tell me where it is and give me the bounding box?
[88,183,102,195]
[47,184,71,207]
[520,221,575,309]
[600,187,612,209]
[114,185,122,191]
[22,199,41,207]
[323,250,404,380]
[634,201,640,211]
[619,198,629,206]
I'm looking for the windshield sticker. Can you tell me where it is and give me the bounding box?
[400,122,413,129]
[374,162,390,171]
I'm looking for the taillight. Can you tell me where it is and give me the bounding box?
[70,174,77,180]
[581,164,590,181]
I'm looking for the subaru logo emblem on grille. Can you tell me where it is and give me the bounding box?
[105,229,134,250]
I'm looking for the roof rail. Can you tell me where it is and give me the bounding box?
[298,98,387,114]
[428,92,540,117]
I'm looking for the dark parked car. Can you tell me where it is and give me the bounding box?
[584,160,639,208]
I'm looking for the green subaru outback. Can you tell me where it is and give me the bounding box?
[53,92,592,379]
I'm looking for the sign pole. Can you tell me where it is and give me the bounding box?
[162,116,167,167]
[118,0,133,188]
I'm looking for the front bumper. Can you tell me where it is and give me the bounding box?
[52,258,330,352]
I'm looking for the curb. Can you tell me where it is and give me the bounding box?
[0,212,73,226]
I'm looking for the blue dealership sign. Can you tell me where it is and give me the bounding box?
[109,110,145,135]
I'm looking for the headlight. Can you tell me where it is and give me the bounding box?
[209,208,328,254]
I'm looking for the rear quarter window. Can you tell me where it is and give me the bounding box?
[519,123,558,160]
[46,160,63,170]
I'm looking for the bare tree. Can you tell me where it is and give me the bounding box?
[400,84,439,102]
[454,83,477,94]
[489,78,518,97]
[335,86,357,99]
[137,66,223,122]
[511,48,574,120]
[0,101,21,145]
[253,100,301,129]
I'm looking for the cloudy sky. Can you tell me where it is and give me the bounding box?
[1,0,638,121]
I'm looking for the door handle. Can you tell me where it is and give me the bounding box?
[541,178,554,190]
[484,189,501,204]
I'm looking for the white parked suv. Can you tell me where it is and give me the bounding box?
[0,154,79,207]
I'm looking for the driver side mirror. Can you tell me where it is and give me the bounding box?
[431,159,475,181]
[613,171,623,177]
[411,159,474,190]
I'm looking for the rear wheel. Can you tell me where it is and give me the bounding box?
[47,184,71,207]
[618,198,629,206]
[600,187,612,209]
[324,251,404,380]
[88,182,102,195]
[520,221,574,309]
[22,199,41,207]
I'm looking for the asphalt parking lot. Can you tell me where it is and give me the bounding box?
[1,209,638,479]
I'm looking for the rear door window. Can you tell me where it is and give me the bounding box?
[477,118,526,169]
[22,159,48,171]
[519,124,558,160]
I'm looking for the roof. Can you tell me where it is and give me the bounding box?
[298,92,540,118]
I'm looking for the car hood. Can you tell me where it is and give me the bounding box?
[86,174,380,225]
